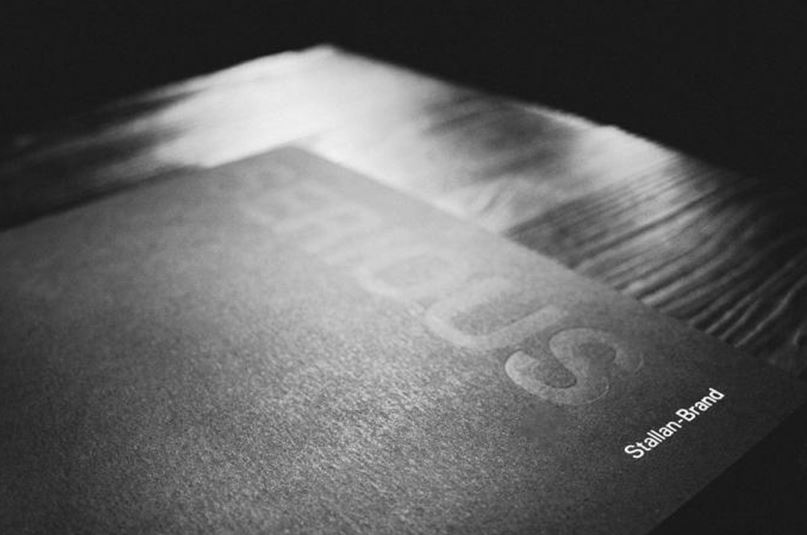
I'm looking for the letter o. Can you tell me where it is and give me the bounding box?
[355,248,471,301]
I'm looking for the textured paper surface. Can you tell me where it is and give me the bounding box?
[1,147,804,534]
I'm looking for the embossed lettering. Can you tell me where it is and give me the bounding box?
[425,277,566,350]
[239,172,645,406]
[505,328,643,405]
[356,248,471,301]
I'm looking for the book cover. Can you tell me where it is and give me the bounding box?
[1,147,804,533]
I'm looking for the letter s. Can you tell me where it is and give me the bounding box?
[625,444,644,459]
[505,328,643,405]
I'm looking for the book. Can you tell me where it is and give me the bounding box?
[1,147,805,533]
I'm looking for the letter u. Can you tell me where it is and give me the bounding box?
[424,277,565,350]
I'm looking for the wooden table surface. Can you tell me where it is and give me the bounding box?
[2,45,806,379]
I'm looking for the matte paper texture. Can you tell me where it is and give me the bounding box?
[0,147,804,534]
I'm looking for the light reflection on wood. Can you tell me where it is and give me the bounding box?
[1,45,805,375]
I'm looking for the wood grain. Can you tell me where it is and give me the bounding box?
[2,45,805,376]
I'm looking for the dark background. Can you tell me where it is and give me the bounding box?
[2,0,806,186]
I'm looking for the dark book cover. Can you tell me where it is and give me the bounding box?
[1,147,805,533]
